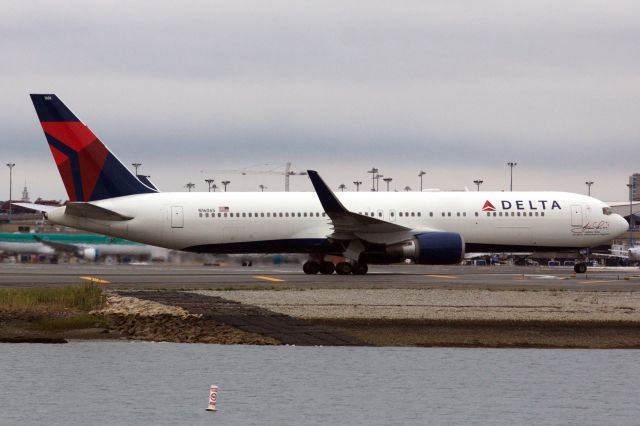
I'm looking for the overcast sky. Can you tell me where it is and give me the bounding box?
[1,0,639,201]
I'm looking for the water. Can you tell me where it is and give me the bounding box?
[1,343,639,426]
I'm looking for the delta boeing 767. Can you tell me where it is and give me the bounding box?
[18,94,628,275]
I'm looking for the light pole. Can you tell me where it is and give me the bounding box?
[473,179,483,192]
[585,180,593,196]
[383,177,392,192]
[628,183,635,247]
[338,184,346,192]
[418,170,426,191]
[259,184,267,192]
[353,181,362,192]
[375,174,383,192]
[367,168,378,191]
[212,184,218,192]
[507,162,517,191]
[204,178,215,192]
[185,182,195,192]
[6,163,15,223]
[132,162,142,176]
[221,180,230,192]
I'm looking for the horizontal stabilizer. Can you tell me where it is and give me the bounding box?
[12,202,60,213]
[65,202,133,221]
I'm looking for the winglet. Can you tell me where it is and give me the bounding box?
[307,170,349,215]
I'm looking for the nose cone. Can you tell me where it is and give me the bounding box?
[612,214,629,237]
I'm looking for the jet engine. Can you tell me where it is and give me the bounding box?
[81,247,100,261]
[362,232,464,265]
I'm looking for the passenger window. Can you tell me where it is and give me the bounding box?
[457,212,461,217]
[218,213,221,217]
[206,213,209,218]
[463,212,467,217]
[475,212,478,217]
[517,212,520,217]
[379,212,383,217]
[541,212,545,217]
[499,212,502,217]
[429,212,433,217]
[535,212,539,217]
[447,212,451,217]
[529,212,532,217]
[417,212,421,217]
[411,212,415,217]
[493,212,497,217]
[399,212,403,217]
[442,212,446,217]
[223,213,227,217]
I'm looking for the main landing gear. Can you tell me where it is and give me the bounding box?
[574,262,587,274]
[302,260,368,275]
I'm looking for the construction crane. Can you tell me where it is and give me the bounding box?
[200,162,307,191]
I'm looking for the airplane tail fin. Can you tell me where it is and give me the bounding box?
[29,94,157,202]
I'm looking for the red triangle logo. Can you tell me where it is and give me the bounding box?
[482,200,495,211]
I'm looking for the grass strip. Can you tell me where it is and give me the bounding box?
[0,283,106,312]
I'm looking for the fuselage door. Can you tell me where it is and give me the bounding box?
[571,204,583,227]
[171,206,184,228]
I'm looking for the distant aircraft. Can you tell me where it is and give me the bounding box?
[0,232,168,262]
[17,94,629,274]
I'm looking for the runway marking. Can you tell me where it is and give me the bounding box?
[254,276,285,283]
[578,280,620,284]
[79,276,111,284]
[425,275,458,279]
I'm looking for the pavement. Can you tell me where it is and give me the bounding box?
[0,263,639,291]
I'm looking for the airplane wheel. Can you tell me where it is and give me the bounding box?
[319,261,335,275]
[353,262,368,275]
[336,262,353,275]
[574,263,587,274]
[303,261,320,275]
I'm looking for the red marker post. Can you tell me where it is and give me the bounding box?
[206,385,218,411]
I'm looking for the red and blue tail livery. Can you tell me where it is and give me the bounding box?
[30,94,157,202]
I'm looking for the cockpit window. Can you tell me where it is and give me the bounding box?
[603,207,612,215]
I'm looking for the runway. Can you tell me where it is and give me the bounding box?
[1,263,639,291]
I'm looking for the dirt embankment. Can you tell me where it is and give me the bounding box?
[97,293,279,344]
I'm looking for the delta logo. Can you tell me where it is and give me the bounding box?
[482,201,496,211]
[481,200,562,211]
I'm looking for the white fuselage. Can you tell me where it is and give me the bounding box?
[45,191,629,255]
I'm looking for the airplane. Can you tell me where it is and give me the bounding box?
[0,232,169,262]
[16,94,629,275]
[595,243,640,264]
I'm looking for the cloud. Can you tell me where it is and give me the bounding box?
[0,0,638,200]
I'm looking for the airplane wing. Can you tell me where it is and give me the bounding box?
[307,170,445,249]
[32,235,82,255]
[307,170,412,239]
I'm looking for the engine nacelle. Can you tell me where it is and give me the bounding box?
[82,247,100,261]
[385,232,465,265]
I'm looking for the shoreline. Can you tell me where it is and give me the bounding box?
[3,288,640,348]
